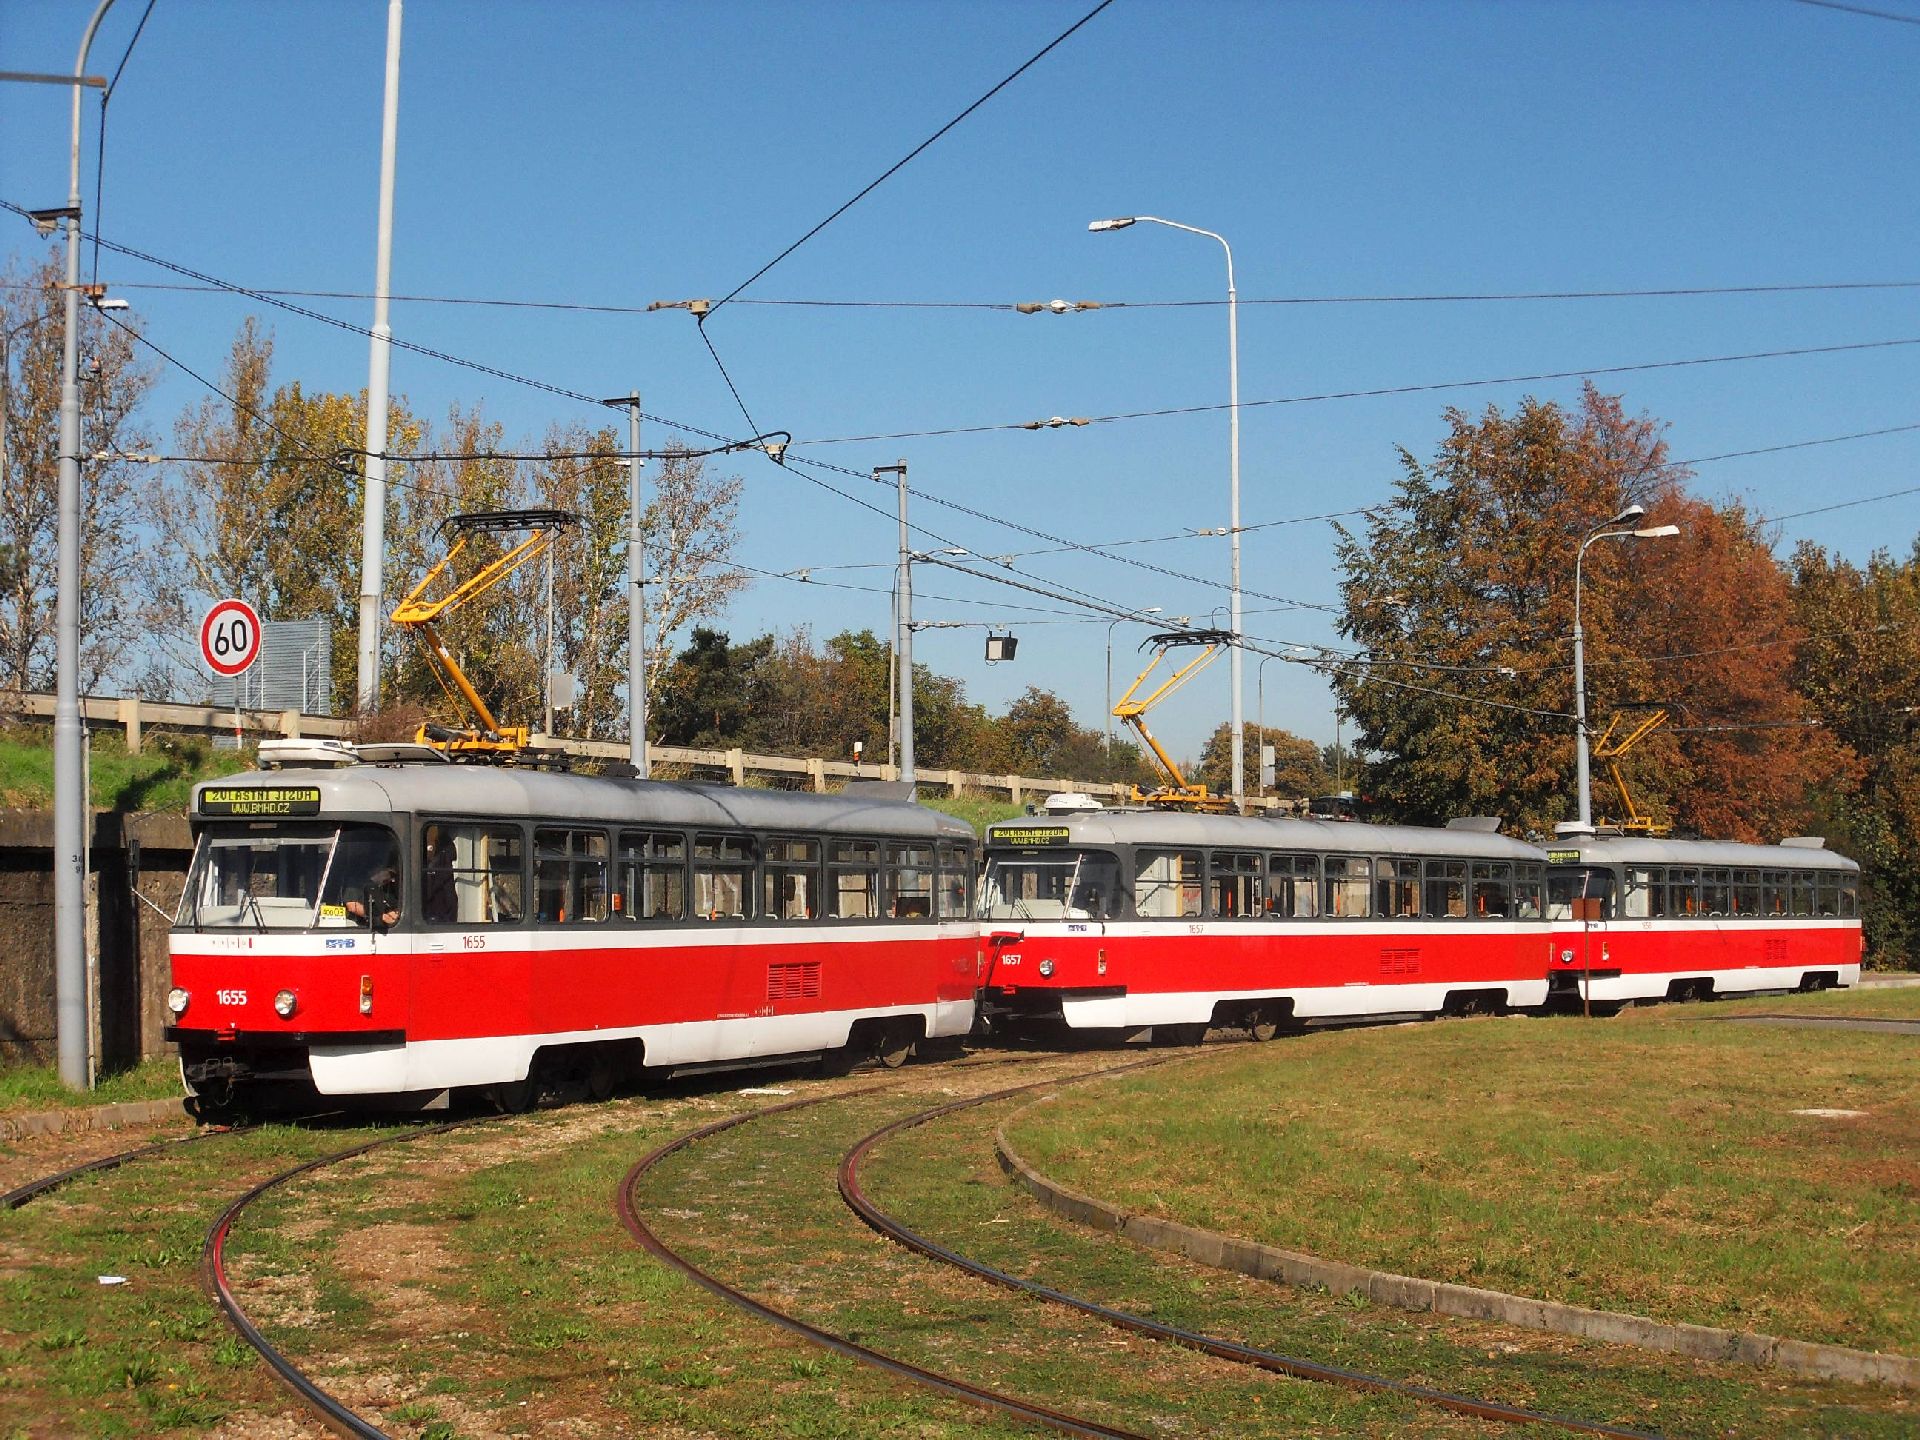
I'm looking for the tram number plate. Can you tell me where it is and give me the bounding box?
[217,989,247,1006]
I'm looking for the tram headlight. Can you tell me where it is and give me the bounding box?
[1038,958,1055,978]
[273,990,298,1019]
[167,987,190,1016]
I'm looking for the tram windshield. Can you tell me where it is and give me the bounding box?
[177,823,401,931]
[979,850,1121,921]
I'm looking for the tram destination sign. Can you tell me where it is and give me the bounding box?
[1546,849,1584,864]
[993,825,1073,848]
[199,786,323,818]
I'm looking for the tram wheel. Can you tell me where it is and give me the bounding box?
[489,1076,537,1114]
[585,1050,617,1102]
[1247,1007,1282,1042]
[876,1030,915,1069]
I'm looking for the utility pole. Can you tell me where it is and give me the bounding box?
[354,0,404,712]
[878,460,913,787]
[625,392,647,775]
[51,0,118,1090]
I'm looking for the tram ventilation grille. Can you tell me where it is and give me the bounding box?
[767,961,823,1001]
[1378,947,1421,977]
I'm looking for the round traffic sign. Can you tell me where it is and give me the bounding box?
[200,598,263,678]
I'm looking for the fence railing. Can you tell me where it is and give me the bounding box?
[1,691,1147,805]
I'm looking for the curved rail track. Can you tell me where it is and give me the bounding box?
[616,1079,1160,1439]
[201,1119,489,1440]
[2,1127,234,1210]
[837,1081,1666,1440]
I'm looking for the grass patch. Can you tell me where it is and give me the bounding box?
[1711,984,1920,1020]
[1006,1007,1920,1355]
[0,1057,183,1116]
[919,791,1026,834]
[0,726,248,814]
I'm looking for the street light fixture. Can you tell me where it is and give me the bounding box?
[1106,607,1161,753]
[1568,505,1681,833]
[1091,213,1245,809]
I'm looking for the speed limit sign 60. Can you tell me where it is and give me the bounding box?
[201,598,263,678]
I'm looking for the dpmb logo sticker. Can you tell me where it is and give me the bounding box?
[200,597,263,679]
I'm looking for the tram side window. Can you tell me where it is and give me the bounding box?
[936,843,972,920]
[421,822,523,926]
[1374,859,1420,918]
[1732,869,1763,917]
[1424,860,1469,918]
[535,828,609,925]
[1322,855,1372,919]
[888,844,935,919]
[1268,853,1319,918]
[1209,850,1264,918]
[1700,868,1731,916]
[1814,873,1840,917]
[1762,871,1789,915]
[1840,873,1859,918]
[694,833,755,920]
[1622,868,1654,919]
[1666,867,1700,917]
[617,830,686,922]
[1134,849,1203,919]
[1473,861,1514,918]
[763,837,820,921]
[1514,862,1544,918]
[1787,871,1813,916]
[827,839,879,919]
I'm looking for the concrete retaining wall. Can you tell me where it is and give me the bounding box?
[0,812,193,1069]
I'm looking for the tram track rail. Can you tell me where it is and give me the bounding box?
[201,1117,496,1440]
[836,1069,1667,1440]
[615,1076,1161,1439]
[2,1127,235,1211]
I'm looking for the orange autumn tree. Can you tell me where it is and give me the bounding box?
[1334,385,1841,840]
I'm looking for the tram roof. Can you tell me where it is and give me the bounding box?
[190,764,973,842]
[1543,833,1858,873]
[984,808,1547,861]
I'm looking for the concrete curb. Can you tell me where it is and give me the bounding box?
[0,1097,188,1143]
[993,1109,1920,1392]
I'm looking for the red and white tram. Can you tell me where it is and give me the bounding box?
[167,756,977,1114]
[977,810,1554,1039]
[1544,834,1862,1009]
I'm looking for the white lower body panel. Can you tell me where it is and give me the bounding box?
[308,995,974,1096]
[1059,978,1551,1031]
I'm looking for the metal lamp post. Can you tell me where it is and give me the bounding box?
[1090,215,1243,810]
[1570,505,1680,831]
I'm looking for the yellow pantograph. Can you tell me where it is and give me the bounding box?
[389,508,578,758]
[1112,629,1237,812]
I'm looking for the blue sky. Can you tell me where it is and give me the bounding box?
[3,0,1916,760]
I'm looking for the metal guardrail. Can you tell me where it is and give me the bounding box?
[0,691,1142,804]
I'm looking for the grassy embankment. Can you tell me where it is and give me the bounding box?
[0,726,247,815]
[1004,1001,1920,1357]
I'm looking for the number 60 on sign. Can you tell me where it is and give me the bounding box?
[200,598,263,678]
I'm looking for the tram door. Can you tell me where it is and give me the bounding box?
[1546,863,1617,1012]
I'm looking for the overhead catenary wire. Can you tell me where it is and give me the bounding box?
[793,335,1920,446]
[33,275,1920,313]
[704,0,1115,318]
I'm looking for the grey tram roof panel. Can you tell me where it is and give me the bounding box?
[984,809,1549,862]
[190,767,973,843]
[1544,832,1859,874]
